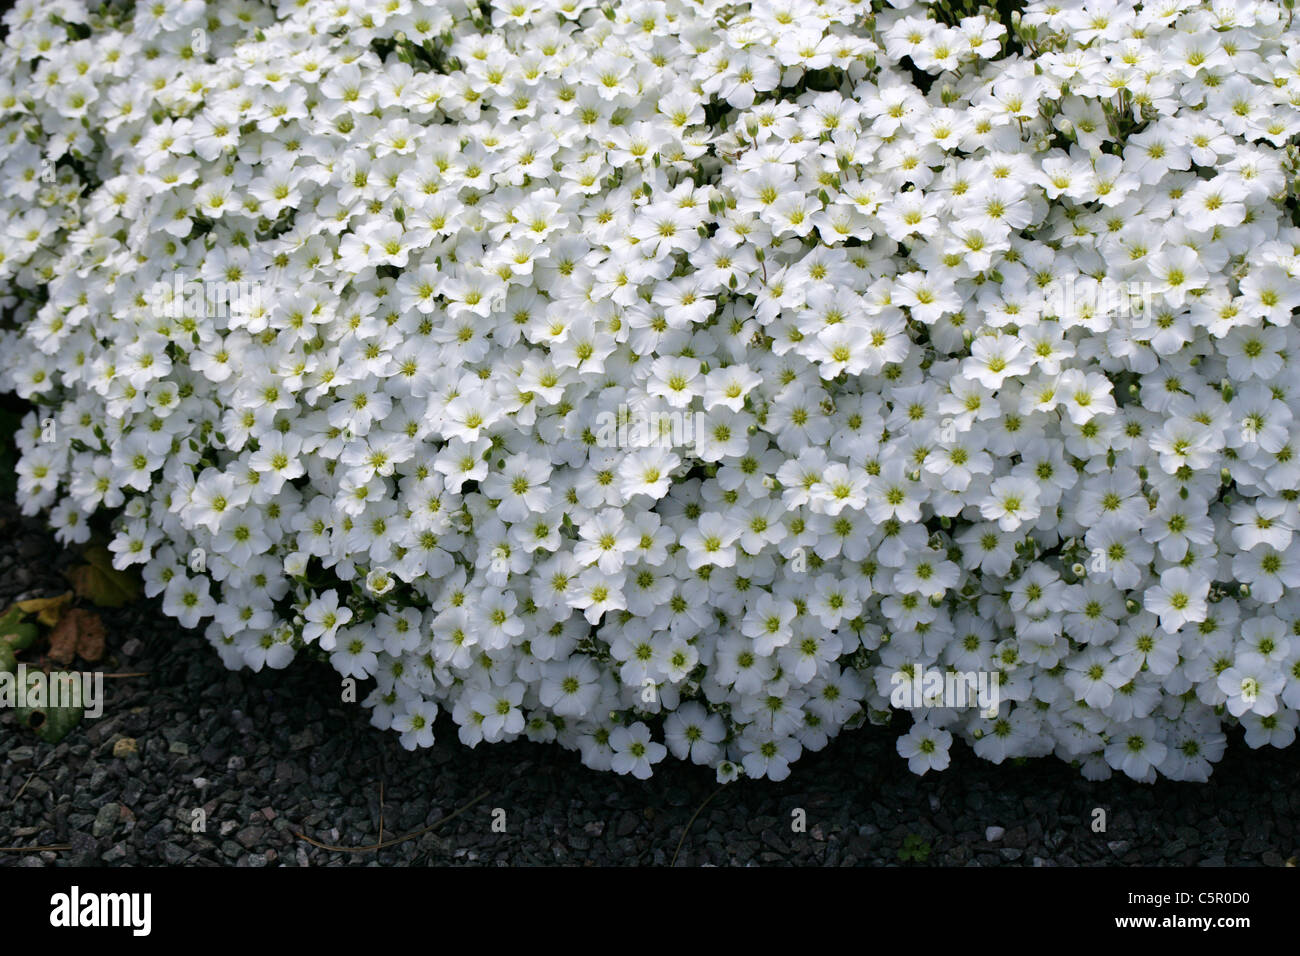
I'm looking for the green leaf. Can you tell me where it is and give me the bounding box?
[898,833,932,863]
[0,606,39,651]
[17,703,84,744]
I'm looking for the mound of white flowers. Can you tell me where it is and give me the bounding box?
[4,0,1300,783]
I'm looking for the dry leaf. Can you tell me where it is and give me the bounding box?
[15,591,73,627]
[47,608,107,665]
[75,609,106,662]
[47,612,79,665]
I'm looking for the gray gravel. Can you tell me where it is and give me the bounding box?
[2,498,1298,867]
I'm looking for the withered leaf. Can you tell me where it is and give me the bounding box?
[47,608,107,665]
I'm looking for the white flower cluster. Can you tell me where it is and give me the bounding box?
[5,0,1300,784]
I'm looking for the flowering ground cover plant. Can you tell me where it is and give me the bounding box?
[4,0,1300,784]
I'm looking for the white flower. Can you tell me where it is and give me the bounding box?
[394,700,438,750]
[609,721,667,779]
[1104,719,1168,782]
[896,721,953,775]
[663,702,726,765]
[1218,652,1285,717]
[980,476,1042,532]
[5,0,1300,786]
[302,591,353,651]
[1144,568,1210,634]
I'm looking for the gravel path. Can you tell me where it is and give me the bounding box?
[2,498,1298,867]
